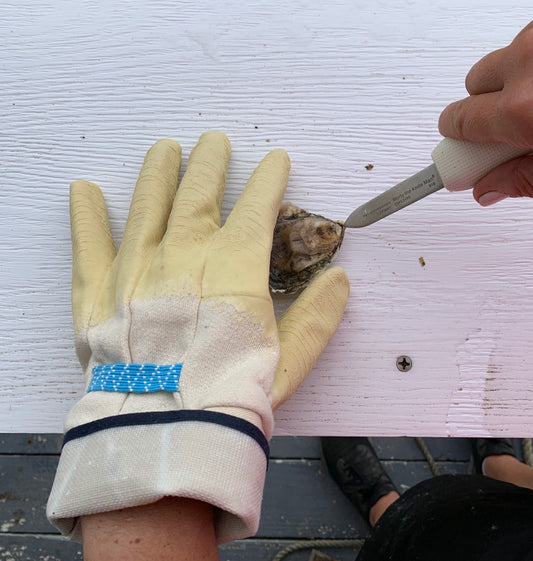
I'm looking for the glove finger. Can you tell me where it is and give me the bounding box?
[204,149,289,300]
[70,180,116,332]
[117,139,181,296]
[223,149,290,266]
[271,266,350,411]
[164,131,231,246]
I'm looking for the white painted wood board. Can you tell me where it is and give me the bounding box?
[2,0,532,436]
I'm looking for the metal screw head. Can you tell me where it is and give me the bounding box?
[396,356,412,372]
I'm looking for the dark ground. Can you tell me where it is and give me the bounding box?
[1,434,524,561]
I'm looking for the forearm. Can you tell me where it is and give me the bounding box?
[81,497,219,561]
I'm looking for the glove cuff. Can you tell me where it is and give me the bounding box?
[47,410,269,544]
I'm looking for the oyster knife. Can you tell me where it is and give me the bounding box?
[344,138,530,228]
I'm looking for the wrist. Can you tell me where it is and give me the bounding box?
[48,409,270,543]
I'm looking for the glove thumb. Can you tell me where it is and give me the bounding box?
[271,266,350,411]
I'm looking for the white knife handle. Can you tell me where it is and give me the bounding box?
[431,137,530,192]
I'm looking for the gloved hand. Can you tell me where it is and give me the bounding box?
[47,132,350,543]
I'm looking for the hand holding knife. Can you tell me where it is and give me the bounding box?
[344,138,531,228]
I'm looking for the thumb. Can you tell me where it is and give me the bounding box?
[473,153,533,206]
[271,266,350,411]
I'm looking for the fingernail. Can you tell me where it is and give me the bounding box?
[478,192,508,207]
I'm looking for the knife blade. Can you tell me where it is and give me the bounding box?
[344,138,530,228]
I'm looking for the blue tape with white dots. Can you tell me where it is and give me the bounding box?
[87,363,182,393]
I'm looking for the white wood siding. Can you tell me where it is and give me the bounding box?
[1,0,532,435]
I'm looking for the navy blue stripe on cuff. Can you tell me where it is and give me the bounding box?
[62,410,270,461]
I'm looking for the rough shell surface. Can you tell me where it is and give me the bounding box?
[269,202,345,294]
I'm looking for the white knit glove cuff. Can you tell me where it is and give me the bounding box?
[46,410,269,544]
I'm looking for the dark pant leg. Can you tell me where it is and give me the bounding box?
[356,474,533,561]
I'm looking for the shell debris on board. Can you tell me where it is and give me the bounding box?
[269,202,346,294]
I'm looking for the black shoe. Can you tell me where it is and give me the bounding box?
[320,437,397,523]
[472,438,516,474]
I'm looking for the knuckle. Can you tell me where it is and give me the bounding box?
[513,25,533,61]
[451,111,466,138]
[452,103,479,140]
[450,102,467,137]
[500,89,533,147]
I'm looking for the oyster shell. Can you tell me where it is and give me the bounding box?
[269,202,345,294]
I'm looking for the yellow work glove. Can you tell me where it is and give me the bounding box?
[47,132,349,543]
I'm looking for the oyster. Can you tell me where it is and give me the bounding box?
[269,203,345,294]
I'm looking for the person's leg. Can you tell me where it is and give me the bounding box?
[484,454,533,490]
[356,439,533,561]
[475,438,533,491]
[368,491,399,526]
[368,438,533,526]
[357,474,533,561]
[320,437,398,527]
[324,437,533,529]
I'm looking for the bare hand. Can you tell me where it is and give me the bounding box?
[438,21,533,205]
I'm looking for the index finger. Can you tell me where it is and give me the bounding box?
[438,91,502,142]
[222,149,290,261]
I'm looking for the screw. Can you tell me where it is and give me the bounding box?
[396,356,412,372]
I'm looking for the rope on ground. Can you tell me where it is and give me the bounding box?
[414,436,441,476]
[522,438,533,467]
[271,539,365,561]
